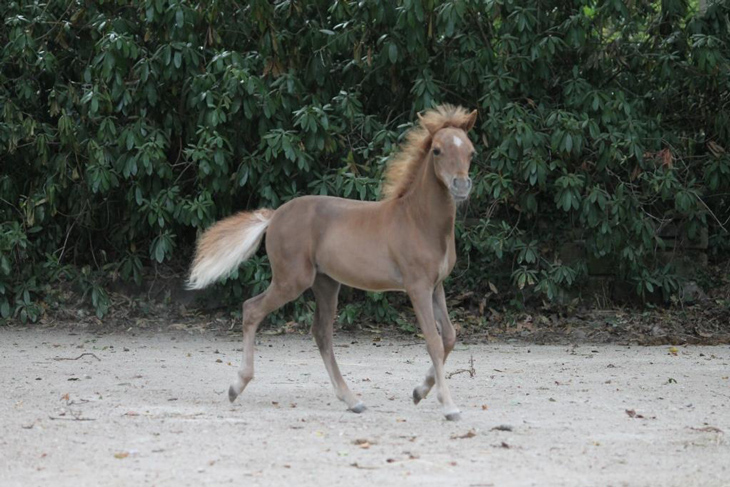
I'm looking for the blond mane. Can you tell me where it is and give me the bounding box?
[381,104,475,200]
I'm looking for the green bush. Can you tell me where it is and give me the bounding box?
[1,0,729,322]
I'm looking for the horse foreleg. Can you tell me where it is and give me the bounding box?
[407,283,460,421]
[413,283,456,405]
[312,274,365,413]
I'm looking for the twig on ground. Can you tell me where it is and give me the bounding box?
[48,416,96,421]
[448,354,476,378]
[53,353,101,362]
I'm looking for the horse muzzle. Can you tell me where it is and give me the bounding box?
[450,177,472,201]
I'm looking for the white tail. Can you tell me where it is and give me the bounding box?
[187,209,274,290]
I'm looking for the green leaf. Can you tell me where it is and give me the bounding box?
[388,43,398,64]
[154,241,165,263]
[0,256,10,275]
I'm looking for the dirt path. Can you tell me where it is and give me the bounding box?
[1,327,728,486]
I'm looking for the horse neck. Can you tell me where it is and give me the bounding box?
[401,154,456,241]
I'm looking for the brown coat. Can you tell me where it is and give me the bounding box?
[188,105,478,420]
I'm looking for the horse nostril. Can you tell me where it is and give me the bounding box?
[452,177,472,191]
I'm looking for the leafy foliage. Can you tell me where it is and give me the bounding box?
[1,0,729,322]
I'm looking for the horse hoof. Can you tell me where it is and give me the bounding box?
[445,411,462,421]
[413,388,423,405]
[349,402,367,414]
[228,385,239,403]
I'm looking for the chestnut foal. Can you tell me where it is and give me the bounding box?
[188,105,477,420]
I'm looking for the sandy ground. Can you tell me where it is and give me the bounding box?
[0,327,728,487]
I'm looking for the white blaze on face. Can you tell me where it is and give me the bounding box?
[452,135,463,147]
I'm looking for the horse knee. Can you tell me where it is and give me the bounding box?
[312,324,327,344]
[443,327,456,353]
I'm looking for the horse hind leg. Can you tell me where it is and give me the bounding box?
[311,274,365,413]
[228,292,265,402]
[229,272,314,403]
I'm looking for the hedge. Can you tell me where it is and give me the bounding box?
[1,0,729,323]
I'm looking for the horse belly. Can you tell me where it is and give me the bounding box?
[316,238,403,292]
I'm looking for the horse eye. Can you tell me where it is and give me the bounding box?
[433,147,441,156]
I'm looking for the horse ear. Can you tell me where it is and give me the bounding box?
[462,109,478,132]
[418,112,439,135]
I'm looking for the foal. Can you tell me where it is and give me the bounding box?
[188,105,477,420]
